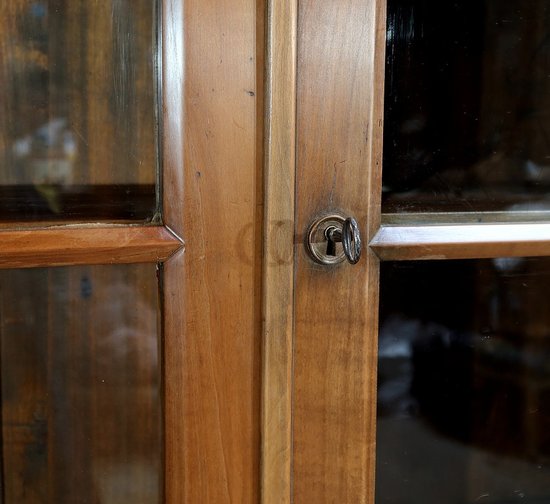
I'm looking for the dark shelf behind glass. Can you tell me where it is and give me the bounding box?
[0,184,156,223]
[383,0,550,214]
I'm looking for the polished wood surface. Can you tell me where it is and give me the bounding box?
[162,0,265,501]
[0,225,181,269]
[371,222,550,261]
[261,1,297,502]
[0,0,265,502]
[162,0,184,239]
[161,1,185,502]
[163,250,185,504]
[293,0,386,502]
[7,1,550,503]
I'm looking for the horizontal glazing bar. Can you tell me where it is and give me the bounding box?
[0,225,183,268]
[371,223,550,261]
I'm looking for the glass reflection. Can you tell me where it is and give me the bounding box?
[0,264,161,503]
[383,1,550,214]
[0,1,157,222]
[377,258,550,503]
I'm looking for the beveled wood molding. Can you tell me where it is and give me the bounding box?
[261,0,297,503]
[162,0,184,237]
[160,1,185,500]
[371,222,550,261]
[162,249,185,504]
[0,225,182,269]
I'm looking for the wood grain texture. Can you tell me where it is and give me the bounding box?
[261,1,297,503]
[161,2,186,503]
[163,250,185,504]
[293,1,386,502]
[162,0,184,238]
[0,225,180,269]
[163,0,264,501]
[371,223,550,261]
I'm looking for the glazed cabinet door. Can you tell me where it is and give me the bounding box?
[0,1,264,503]
[262,1,550,503]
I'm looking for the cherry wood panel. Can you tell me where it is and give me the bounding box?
[0,225,180,269]
[162,0,264,501]
[161,1,185,503]
[293,0,386,502]
[261,1,297,503]
[162,0,184,239]
[163,250,185,504]
[0,0,264,501]
[371,223,550,261]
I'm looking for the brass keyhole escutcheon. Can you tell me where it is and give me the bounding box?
[306,213,362,266]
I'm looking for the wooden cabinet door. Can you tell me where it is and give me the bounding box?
[263,1,550,503]
[263,1,385,502]
[7,1,550,503]
[0,1,263,502]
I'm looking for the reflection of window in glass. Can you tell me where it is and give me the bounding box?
[383,0,550,213]
[0,1,158,222]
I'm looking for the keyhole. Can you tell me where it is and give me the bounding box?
[325,226,342,256]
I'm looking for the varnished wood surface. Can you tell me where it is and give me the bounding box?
[0,225,181,268]
[9,1,550,503]
[161,2,185,502]
[163,0,264,501]
[1,0,264,501]
[163,251,185,504]
[371,222,550,261]
[261,1,297,503]
[293,0,386,502]
[162,0,184,239]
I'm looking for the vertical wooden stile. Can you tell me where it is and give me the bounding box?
[163,0,264,501]
[292,0,386,502]
[261,0,298,503]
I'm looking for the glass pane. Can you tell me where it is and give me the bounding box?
[1,264,161,503]
[377,258,550,503]
[0,1,158,222]
[383,1,550,214]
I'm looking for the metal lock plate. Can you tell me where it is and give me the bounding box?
[306,213,347,265]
